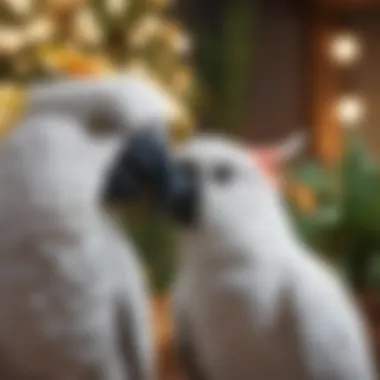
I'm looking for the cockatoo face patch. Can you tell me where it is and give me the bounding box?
[0,75,188,215]
[114,131,307,220]
[161,135,279,231]
[6,115,175,215]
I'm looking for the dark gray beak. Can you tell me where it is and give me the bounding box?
[103,131,198,225]
[166,161,199,225]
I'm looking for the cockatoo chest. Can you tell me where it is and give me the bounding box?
[0,227,120,375]
[184,255,299,380]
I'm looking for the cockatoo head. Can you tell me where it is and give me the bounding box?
[161,135,291,237]
[82,74,189,208]
[3,75,182,217]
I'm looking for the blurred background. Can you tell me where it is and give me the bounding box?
[3,0,380,379]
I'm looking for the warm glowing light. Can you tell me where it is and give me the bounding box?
[26,18,55,44]
[129,16,161,47]
[125,60,153,80]
[170,102,193,142]
[106,0,129,16]
[46,0,87,14]
[74,8,103,45]
[172,68,192,94]
[173,32,192,55]
[3,0,32,17]
[0,28,24,55]
[329,33,362,66]
[337,95,365,126]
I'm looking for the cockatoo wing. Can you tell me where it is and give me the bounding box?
[293,256,376,380]
[104,220,157,380]
[172,289,209,380]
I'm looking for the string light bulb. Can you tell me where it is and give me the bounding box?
[337,95,365,127]
[0,28,25,55]
[73,8,103,45]
[329,32,362,66]
[2,0,32,17]
[129,16,161,47]
[26,18,56,45]
[105,0,129,17]
[173,31,193,56]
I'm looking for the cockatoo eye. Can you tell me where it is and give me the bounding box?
[86,103,122,138]
[87,118,118,138]
[212,163,234,185]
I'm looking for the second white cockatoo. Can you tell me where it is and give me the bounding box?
[158,134,376,380]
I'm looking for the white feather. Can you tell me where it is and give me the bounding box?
[173,134,376,380]
[0,75,164,379]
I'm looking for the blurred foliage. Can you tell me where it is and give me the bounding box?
[122,200,178,293]
[194,0,259,132]
[286,129,380,291]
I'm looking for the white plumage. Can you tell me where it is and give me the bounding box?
[0,74,173,379]
[172,135,376,380]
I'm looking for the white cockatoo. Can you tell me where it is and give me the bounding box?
[0,74,178,379]
[161,135,376,380]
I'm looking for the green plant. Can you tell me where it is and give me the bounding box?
[122,202,178,294]
[194,0,259,132]
[286,130,380,291]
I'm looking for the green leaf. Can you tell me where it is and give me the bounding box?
[287,129,380,289]
[289,161,333,201]
[340,131,378,232]
[222,1,257,129]
[123,210,178,294]
[286,199,341,250]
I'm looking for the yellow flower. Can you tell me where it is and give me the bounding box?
[105,0,129,17]
[289,182,317,215]
[0,85,27,140]
[26,17,56,45]
[158,21,192,55]
[172,32,192,55]
[172,68,193,95]
[125,59,152,79]
[159,21,180,44]
[73,8,103,46]
[2,0,32,18]
[0,27,25,56]
[129,16,162,48]
[169,103,194,143]
[38,46,112,77]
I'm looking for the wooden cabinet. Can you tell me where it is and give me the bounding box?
[310,0,380,162]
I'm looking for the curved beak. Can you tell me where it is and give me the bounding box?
[103,130,198,225]
[103,130,171,207]
[165,162,199,225]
